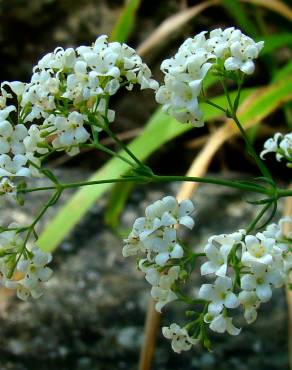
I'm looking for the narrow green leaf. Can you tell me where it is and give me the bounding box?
[239,78,292,124]
[273,60,292,83]
[222,0,258,37]
[110,0,141,43]
[105,181,133,230]
[273,60,292,129]
[260,33,292,56]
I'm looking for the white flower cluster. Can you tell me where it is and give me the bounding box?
[261,132,292,165]
[156,27,264,125]
[123,196,195,312]
[199,217,291,335]
[0,226,52,300]
[0,35,158,179]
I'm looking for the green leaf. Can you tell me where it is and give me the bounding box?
[260,33,292,56]
[109,0,141,43]
[222,0,258,37]
[38,79,292,252]
[273,60,292,129]
[239,78,292,125]
[105,181,133,231]
[273,60,292,83]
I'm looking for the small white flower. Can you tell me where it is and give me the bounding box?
[199,276,239,315]
[0,177,16,198]
[240,264,283,302]
[260,132,292,164]
[238,290,260,324]
[4,246,53,301]
[23,125,49,155]
[142,228,183,266]
[201,230,245,277]
[0,154,30,177]
[162,323,198,353]
[0,121,28,155]
[241,234,275,267]
[51,112,90,155]
[150,266,180,312]
[263,217,292,252]
[205,312,241,335]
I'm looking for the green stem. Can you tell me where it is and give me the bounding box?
[152,174,268,194]
[86,142,136,168]
[205,100,226,113]
[221,79,273,181]
[246,202,271,234]
[21,174,292,199]
[232,113,273,180]
[278,189,292,198]
[102,120,144,168]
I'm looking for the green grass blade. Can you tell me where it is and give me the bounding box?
[260,33,292,56]
[222,0,258,37]
[105,181,133,231]
[110,0,141,43]
[273,60,292,82]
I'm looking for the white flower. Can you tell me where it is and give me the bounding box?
[0,177,16,198]
[263,217,292,251]
[23,125,49,155]
[36,47,76,71]
[51,112,90,155]
[3,81,26,97]
[122,217,149,257]
[240,264,283,302]
[204,313,241,335]
[4,247,53,301]
[241,234,275,267]
[260,132,292,163]
[145,196,195,229]
[201,230,245,277]
[199,276,239,315]
[238,290,260,324]
[0,86,12,108]
[0,154,30,177]
[162,323,198,353]
[138,260,160,286]
[0,121,28,155]
[142,228,183,266]
[279,133,292,161]
[156,28,263,125]
[123,196,194,265]
[224,36,264,74]
[150,266,180,312]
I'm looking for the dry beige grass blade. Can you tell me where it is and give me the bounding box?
[138,299,161,370]
[283,191,292,369]
[137,0,219,56]
[243,0,292,21]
